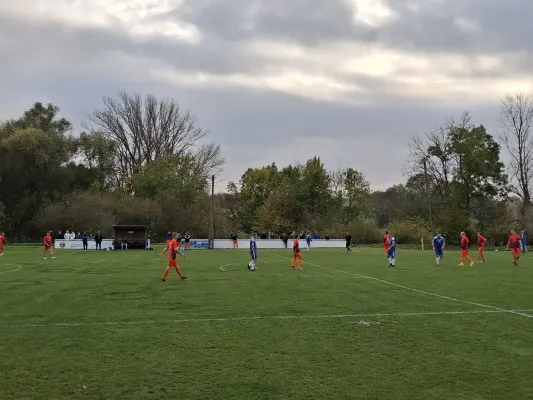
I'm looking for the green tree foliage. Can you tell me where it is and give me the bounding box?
[0,99,524,244]
[132,155,207,203]
[406,112,510,239]
[76,131,117,190]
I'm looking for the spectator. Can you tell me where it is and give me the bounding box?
[314,231,320,239]
[281,233,288,248]
[94,231,103,250]
[64,230,70,239]
[82,231,88,251]
[121,237,128,250]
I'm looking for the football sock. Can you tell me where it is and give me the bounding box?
[162,269,170,280]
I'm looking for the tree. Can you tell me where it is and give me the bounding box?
[88,92,224,186]
[298,157,331,228]
[226,163,283,231]
[406,111,508,235]
[0,102,71,139]
[132,155,206,204]
[343,168,371,223]
[257,182,306,234]
[76,131,118,190]
[500,93,533,219]
[449,124,507,211]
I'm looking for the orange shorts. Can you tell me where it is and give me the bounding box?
[168,259,178,267]
[293,252,302,259]
[478,247,484,253]
[384,246,389,252]
[511,248,520,255]
[461,250,469,256]
[233,240,238,245]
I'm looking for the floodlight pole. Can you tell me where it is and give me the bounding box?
[209,175,215,249]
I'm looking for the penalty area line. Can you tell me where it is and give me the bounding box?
[270,253,533,320]
[5,309,533,329]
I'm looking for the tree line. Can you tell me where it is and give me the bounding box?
[1,92,532,244]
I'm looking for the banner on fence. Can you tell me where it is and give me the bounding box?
[213,239,345,249]
[191,240,209,249]
[55,239,114,250]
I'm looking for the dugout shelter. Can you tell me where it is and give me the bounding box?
[112,225,148,250]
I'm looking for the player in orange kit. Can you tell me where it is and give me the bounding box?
[292,235,302,270]
[459,232,474,266]
[0,232,5,256]
[477,232,486,263]
[383,231,390,256]
[160,232,187,281]
[43,231,56,259]
[507,229,522,266]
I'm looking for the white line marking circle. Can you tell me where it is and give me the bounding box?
[0,265,22,275]
[219,262,284,276]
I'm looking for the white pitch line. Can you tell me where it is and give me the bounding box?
[219,262,284,276]
[0,265,21,275]
[218,262,366,279]
[271,253,533,319]
[5,309,533,329]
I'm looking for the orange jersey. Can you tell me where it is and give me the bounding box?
[168,239,179,260]
[0,234,4,245]
[293,239,300,253]
[460,236,469,250]
[384,234,390,246]
[44,235,52,247]
[477,236,486,247]
[508,234,521,249]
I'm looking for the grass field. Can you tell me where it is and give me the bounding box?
[1,246,533,400]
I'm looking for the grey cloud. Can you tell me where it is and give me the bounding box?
[179,0,375,45]
[0,14,261,76]
[0,1,520,190]
[178,0,533,54]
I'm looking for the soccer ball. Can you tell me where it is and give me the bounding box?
[495,249,499,252]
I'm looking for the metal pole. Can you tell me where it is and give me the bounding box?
[423,158,434,233]
[210,175,215,249]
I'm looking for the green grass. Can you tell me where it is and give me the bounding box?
[1,247,533,400]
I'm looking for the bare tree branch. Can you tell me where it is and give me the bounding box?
[88,91,224,185]
[499,93,533,208]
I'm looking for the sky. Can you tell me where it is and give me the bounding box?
[1,0,532,192]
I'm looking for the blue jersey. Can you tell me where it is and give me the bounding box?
[433,236,445,249]
[306,235,311,243]
[250,238,258,258]
[521,232,527,244]
[387,236,396,256]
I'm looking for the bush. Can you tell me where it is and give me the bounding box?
[389,219,430,244]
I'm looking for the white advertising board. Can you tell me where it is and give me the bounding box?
[55,239,114,250]
[213,239,345,249]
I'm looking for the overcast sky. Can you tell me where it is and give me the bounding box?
[1,0,532,192]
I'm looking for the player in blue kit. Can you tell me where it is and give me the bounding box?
[305,232,312,252]
[433,233,445,265]
[387,233,396,267]
[248,233,258,271]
